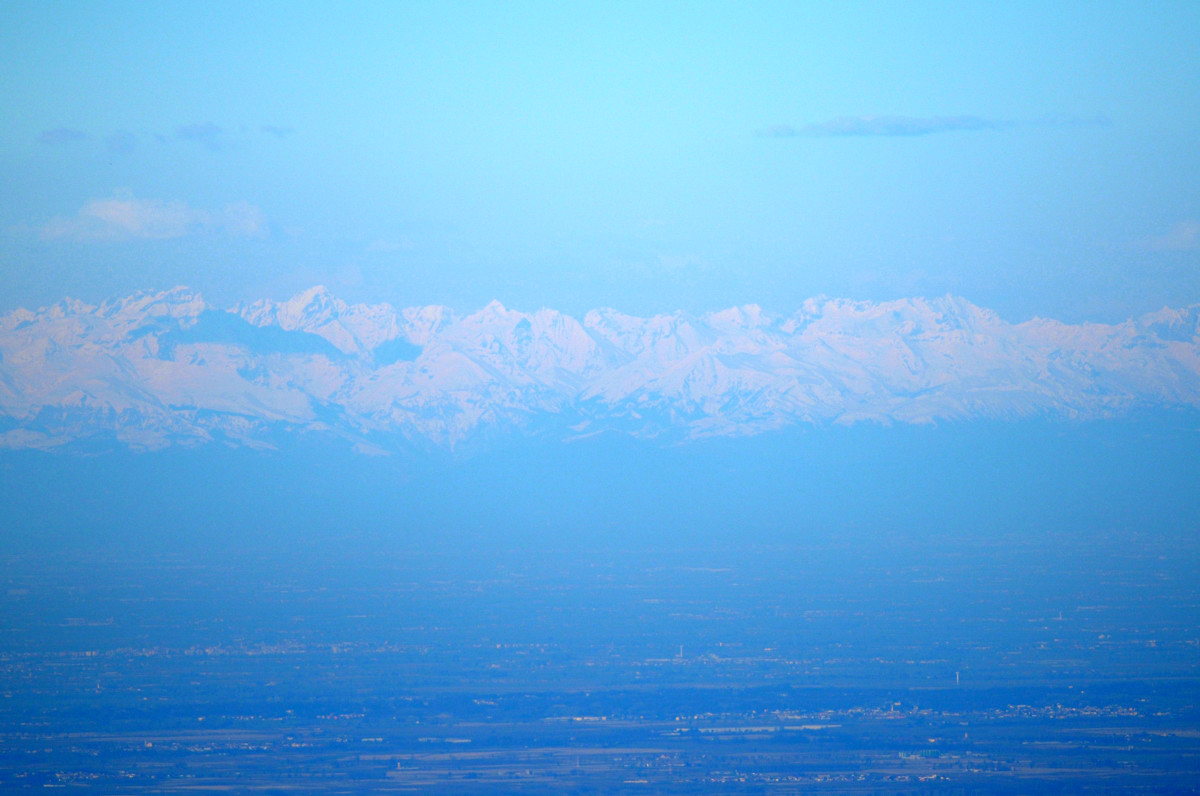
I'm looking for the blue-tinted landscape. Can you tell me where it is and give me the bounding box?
[3,2,1200,792]
[4,420,1200,791]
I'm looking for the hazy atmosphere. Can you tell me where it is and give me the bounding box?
[4,3,1200,793]
[3,2,1199,321]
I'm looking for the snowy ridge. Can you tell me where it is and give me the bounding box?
[1,287,1199,451]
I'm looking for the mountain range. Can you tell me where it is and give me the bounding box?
[2,286,1198,453]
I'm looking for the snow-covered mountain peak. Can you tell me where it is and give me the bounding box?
[46,297,97,320]
[460,299,523,329]
[99,287,208,328]
[237,288,406,355]
[705,304,770,331]
[238,285,337,329]
[277,285,344,327]
[0,307,37,331]
[1139,305,1200,342]
[4,287,1200,452]
[400,305,453,345]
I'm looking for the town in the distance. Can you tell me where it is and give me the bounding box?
[3,531,1199,793]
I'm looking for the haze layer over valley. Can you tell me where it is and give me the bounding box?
[2,286,1198,453]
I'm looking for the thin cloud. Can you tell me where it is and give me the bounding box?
[1033,113,1112,129]
[367,237,414,253]
[762,115,1010,138]
[1144,220,1200,252]
[41,195,267,241]
[105,130,137,154]
[261,124,294,139]
[657,253,704,271]
[760,124,803,138]
[175,121,225,150]
[39,128,89,145]
[219,201,267,237]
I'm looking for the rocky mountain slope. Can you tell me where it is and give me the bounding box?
[2,286,1198,452]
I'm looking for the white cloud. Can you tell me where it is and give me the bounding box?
[219,201,267,237]
[657,253,703,271]
[40,195,267,241]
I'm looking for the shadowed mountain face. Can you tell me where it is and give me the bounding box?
[1,286,1199,453]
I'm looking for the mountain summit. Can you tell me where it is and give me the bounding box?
[2,288,1198,452]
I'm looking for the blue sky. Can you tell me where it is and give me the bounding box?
[2,1,1198,321]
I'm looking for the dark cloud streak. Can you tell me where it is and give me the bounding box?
[761,115,1010,138]
[761,112,1112,140]
[105,130,137,154]
[38,128,89,145]
[175,122,225,150]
